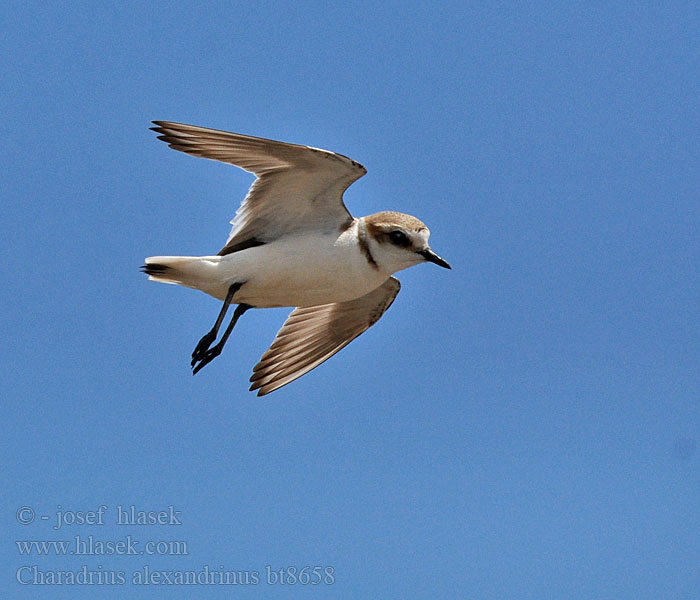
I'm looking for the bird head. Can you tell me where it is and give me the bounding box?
[362,211,451,273]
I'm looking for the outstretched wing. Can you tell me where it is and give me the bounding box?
[151,121,366,255]
[250,277,401,396]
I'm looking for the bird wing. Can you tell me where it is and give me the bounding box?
[249,277,401,396]
[151,121,366,255]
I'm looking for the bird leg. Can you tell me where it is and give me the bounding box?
[191,282,243,366]
[192,302,252,375]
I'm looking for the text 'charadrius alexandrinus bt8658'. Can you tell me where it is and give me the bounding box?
[142,121,451,395]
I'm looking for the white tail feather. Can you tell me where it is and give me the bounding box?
[143,256,223,293]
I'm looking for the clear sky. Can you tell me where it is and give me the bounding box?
[3,2,699,598]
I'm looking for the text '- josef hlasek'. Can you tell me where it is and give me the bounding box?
[16,505,182,529]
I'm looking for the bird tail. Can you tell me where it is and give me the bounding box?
[141,255,223,293]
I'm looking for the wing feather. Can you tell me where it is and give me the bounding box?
[249,277,401,396]
[151,121,366,254]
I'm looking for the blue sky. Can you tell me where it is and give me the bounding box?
[3,2,699,598]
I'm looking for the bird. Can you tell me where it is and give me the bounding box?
[142,121,451,396]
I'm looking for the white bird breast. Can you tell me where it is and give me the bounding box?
[213,230,390,308]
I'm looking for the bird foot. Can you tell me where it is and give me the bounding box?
[191,330,217,365]
[192,344,223,375]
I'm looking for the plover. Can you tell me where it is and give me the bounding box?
[142,121,451,395]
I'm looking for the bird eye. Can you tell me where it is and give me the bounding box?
[388,230,409,246]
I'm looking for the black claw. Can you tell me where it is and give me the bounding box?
[192,331,217,364]
[191,345,223,375]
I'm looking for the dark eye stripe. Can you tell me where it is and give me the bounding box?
[388,230,410,246]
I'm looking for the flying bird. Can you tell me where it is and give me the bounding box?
[142,121,451,395]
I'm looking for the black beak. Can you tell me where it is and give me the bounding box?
[419,248,451,269]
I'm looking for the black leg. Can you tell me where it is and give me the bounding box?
[191,282,243,366]
[192,303,252,375]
